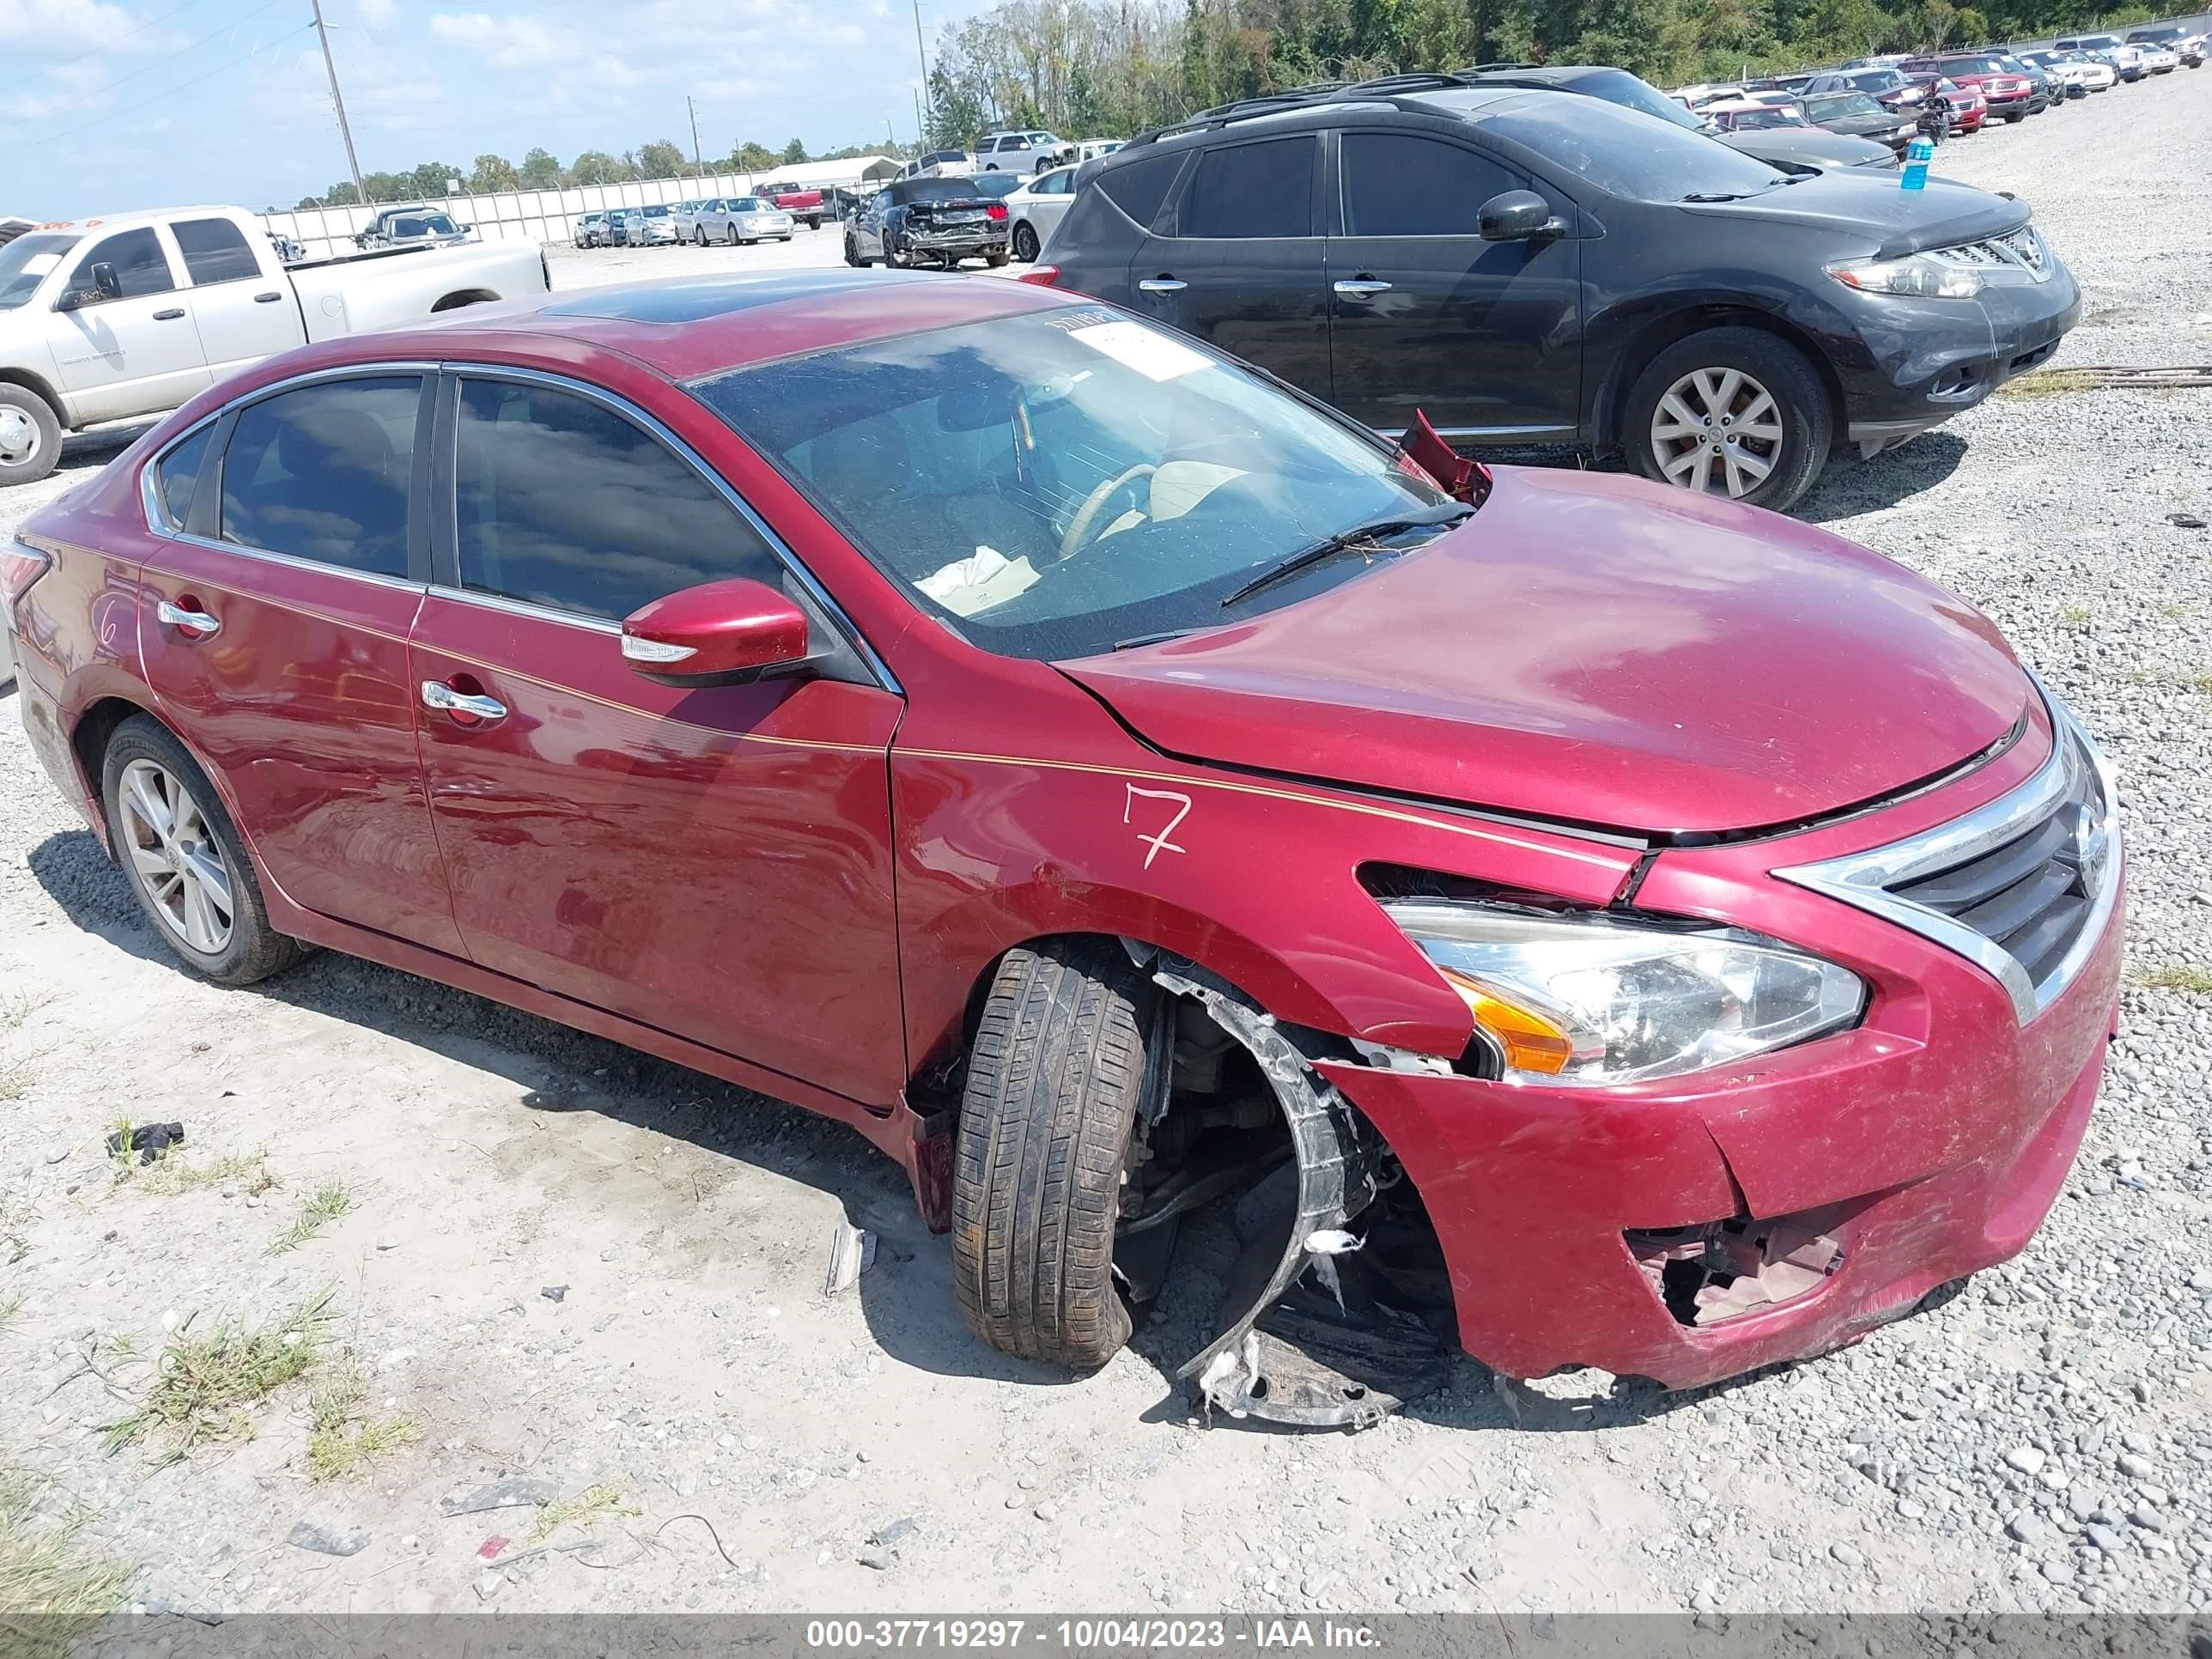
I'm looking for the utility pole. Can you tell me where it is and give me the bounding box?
[310,0,366,207]
[911,0,930,141]
[687,95,704,175]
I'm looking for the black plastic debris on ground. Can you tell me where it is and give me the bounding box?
[2167,512,2206,530]
[106,1121,185,1164]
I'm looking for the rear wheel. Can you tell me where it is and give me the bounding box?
[1012,222,1040,263]
[951,939,1158,1370]
[101,716,304,986]
[844,233,865,267]
[0,381,62,488]
[1623,326,1831,513]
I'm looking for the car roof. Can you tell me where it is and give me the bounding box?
[301,270,1075,384]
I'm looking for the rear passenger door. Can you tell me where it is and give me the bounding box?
[168,216,306,380]
[1324,127,1583,437]
[136,368,466,955]
[407,368,908,1105]
[1125,133,1332,401]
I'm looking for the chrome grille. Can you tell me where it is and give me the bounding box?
[1775,684,2118,1024]
[1927,226,2052,281]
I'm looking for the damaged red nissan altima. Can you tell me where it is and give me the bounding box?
[4,273,2121,1426]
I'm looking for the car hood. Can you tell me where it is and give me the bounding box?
[1058,467,2029,836]
[1723,128,1895,168]
[1680,169,2028,258]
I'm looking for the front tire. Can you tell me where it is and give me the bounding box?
[1012,222,1040,263]
[951,939,1157,1370]
[1622,326,1832,513]
[0,380,63,488]
[101,716,304,987]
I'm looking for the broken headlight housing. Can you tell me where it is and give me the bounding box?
[1381,902,1866,1087]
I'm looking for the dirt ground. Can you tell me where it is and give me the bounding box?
[2,76,2210,1620]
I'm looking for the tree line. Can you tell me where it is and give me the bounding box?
[921,0,2165,144]
[295,137,890,208]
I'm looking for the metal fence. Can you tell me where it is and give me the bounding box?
[259,160,898,259]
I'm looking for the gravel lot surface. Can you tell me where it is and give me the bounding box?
[2,70,2209,1620]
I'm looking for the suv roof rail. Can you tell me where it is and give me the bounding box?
[1454,60,1540,72]
[1121,69,1498,149]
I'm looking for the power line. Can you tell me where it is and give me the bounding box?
[11,21,315,155]
[0,0,295,132]
[0,0,224,94]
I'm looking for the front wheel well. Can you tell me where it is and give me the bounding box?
[0,369,65,427]
[1599,306,1847,457]
[429,288,499,312]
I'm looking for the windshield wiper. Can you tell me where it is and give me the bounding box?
[1218,507,1472,611]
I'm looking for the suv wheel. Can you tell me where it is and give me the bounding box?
[951,939,1158,1370]
[0,382,63,488]
[1623,327,1831,512]
[101,716,305,986]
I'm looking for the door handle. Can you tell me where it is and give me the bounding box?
[155,600,220,636]
[1137,277,1186,293]
[1332,279,1393,296]
[152,307,186,320]
[421,680,508,722]
[253,291,283,302]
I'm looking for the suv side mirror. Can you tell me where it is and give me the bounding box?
[1478,191,1565,242]
[620,577,811,687]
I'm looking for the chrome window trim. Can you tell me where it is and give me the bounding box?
[1773,678,2119,1025]
[140,410,223,534]
[161,530,428,596]
[441,362,903,696]
[426,584,620,636]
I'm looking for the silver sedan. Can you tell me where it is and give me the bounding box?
[701,197,796,246]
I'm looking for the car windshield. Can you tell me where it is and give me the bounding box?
[1478,95,1785,201]
[692,305,1454,661]
[972,173,1024,198]
[1565,68,1705,130]
[1808,92,1884,118]
[2130,26,2182,40]
[0,233,76,310]
[643,204,669,216]
[1729,106,1805,128]
[1850,70,1900,90]
[1942,56,2007,74]
[732,198,762,210]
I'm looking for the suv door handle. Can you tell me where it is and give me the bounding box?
[421,680,508,723]
[155,600,220,636]
[1332,279,1393,295]
[1137,277,1186,293]
[152,307,186,320]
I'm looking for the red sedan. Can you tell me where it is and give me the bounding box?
[1,273,2122,1425]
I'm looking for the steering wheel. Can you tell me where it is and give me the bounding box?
[1058,464,1158,562]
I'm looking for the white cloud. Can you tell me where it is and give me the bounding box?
[0,0,137,53]
[356,0,399,27]
[428,10,570,68]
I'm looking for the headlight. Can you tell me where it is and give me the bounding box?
[1382,902,1866,1087]
[1827,254,1986,298]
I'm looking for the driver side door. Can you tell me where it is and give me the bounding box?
[44,225,212,426]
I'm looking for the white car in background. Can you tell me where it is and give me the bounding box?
[670,200,717,240]
[0,203,546,487]
[2136,44,2180,72]
[975,130,1071,173]
[1072,139,1125,164]
[1003,165,1079,264]
[702,197,795,245]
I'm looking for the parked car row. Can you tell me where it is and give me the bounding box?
[574,191,823,249]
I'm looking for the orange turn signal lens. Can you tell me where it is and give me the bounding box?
[1442,969,1575,1076]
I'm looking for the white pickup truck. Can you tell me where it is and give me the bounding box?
[0,204,548,486]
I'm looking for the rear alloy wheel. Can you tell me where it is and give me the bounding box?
[0,382,63,488]
[1625,327,1830,512]
[102,717,303,986]
[844,233,865,267]
[1012,222,1040,262]
[951,939,1158,1370]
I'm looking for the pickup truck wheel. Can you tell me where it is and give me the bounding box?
[951,939,1157,1370]
[102,716,305,987]
[0,382,62,488]
[1623,327,1830,513]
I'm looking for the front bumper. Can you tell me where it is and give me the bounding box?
[1324,711,2123,1389]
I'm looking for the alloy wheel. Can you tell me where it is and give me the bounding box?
[118,758,234,955]
[1013,222,1039,263]
[0,405,40,469]
[1649,367,1786,498]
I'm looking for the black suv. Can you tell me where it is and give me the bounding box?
[1036,76,2079,510]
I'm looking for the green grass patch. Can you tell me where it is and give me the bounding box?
[303,1357,420,1483]
[103,1291,335,1456]
[531,1483,638,1543]
[121,1149,275,1199]
[2138,963,2212,995]
[266,1182,353,1256]
[0,1468,135,1621]
[1995,368,2099,401]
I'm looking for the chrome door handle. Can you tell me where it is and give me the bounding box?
[420,681,508,721]
[155,600,219,635]
[1137,277,1186,293]
[1333,279,1393,295]
[152,307,186,320]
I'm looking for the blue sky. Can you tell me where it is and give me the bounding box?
[2,0,978,218]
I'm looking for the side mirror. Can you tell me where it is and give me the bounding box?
[90,262,122,301]
[1478,190,1565,242]
[621,577,811,687]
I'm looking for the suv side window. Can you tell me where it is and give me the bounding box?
[1097,152,1184,228]
[171,217,262,286]
[220,376,422,577]
[64,227,175,304]
[1179,137,1316,238]
[1340,134,1520,236]
[454,378,782,621]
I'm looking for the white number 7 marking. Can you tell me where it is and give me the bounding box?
[1122,784,1192,868]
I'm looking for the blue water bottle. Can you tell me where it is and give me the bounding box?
[1901,134,1933,191]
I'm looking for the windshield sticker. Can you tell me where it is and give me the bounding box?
[20,254,60,276]
[1069,320,1210,382]
[1123,784,1192,868]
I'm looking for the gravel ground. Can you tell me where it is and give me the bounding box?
[1,70,2209,1620]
